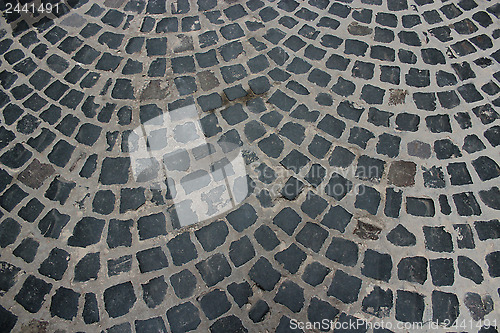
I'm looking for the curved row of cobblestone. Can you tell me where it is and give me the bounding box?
[0,0,498,332]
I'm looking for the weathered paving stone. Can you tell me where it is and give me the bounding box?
[210,315,247,333]
[423,226,453,252]
[464,293,493,321]
[249,300,269,323]
[104,282,136,318]
[472,156,500,181]
[395,290,425,322]
[0,305,17,332]
[453,192,482,216]
[50,287,80,320]
[331,77,355,96]
[474,220,500,240]
[136,247,168,273]
[326,54,350,70]
[135,317,167,333]
[273,207,302,236]
[328,270,362,304]
[485,251,500,277]
[261,111,283,128]
[432,291,460,326]
[326,237,358,267]
[275,243,306,274]
[290,104,319,122]
[255,163,277,185]
[406,197,435,217]
[226,203,257,232]
[229,236,255,267]
[13,238,39,263]
[0,185,27,212]
[387,224,416,246]
[15,275,52,313]
[137,213,166,240]
[274,280,305,312]
[228,281,253,308]
[328,146,355,168]
[279,122,305,145]
[362,287,393,318]
[422,166,445,188]
[167,233,197,266]
[396,113,419,132]
[0,0,497,329]
[447,162,473,185]
[31,130,61,158]
[224,85,247,101]
[200,289,231,320]
[362,249,392,282]
[254,225,280,251]
[304,164,326,187]
[439,195,453,214]
[337,101,364,122]
[380,66,400,84]
[45,177,75,205]
[196,253,232,287]
[296,222,328,253]
[74,252,100,282]
[321,205,352,232]
[385,188,402,218]
[398,257,428,284]
[426,115,452,133]
[484,125,500,147]
[67,217,105,247]
[170,269,197,299]
[348,127,375,148]
[318,114,346,138]
[166,302,201,333]
[430,258,455,286]
[355,155,385,182]
[38,248,69,281]
[107,323,132,333]
[301,191,328,218]
[0,143,32,168]
[453,224,475,248]
[0,262,19,294]
[249,257,281,291]
[302,262,330,286]
[119,188,146,213]
[108,255,132,277]
[355,186,381,215]
[0,169,12,194]
[437,90,461,109]
[257,134,284,159]
[195,220,229,251]
[458,256,483,284]
[99,157,130,184]
[472,104,499,125]
[414,91,436,110]
[107,219,132,248]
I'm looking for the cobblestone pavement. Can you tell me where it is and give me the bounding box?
[0,0,499,332]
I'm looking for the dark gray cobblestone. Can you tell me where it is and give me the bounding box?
[0,0,498,331]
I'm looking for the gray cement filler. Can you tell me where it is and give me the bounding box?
[0,0,499,332]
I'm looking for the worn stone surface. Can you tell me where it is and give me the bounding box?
[0,0,498,331]
[17,159,55,189]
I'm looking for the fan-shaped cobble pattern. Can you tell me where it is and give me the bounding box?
[0,0,499,332]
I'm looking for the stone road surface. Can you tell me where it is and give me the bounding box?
[0,0,499,332]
